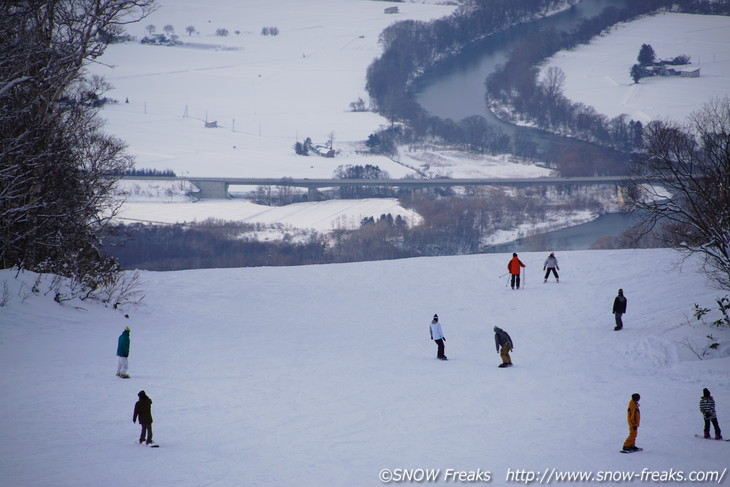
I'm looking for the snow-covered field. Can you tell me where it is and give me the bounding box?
[91,0,561,235]
[117,195,423,233]
[1,249,729,486]
[542,12,730,123]
[91,0,458,180]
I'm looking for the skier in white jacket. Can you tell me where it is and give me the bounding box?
[543,252,559,283]
[430,314,447,360]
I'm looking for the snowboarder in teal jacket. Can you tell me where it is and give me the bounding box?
[116,327,130,378]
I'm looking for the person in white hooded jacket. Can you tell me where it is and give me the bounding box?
[430,314,447,360]
[543,252,559,283]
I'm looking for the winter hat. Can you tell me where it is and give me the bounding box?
[703,388,711,397]
[138,390,146,398]
[632,393,640,402]
[512,253,517,257]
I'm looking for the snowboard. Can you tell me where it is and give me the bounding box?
[695,434,729,442]
[619,447,643,453]
[149,444,160,448]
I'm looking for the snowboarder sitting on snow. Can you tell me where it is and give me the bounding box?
[543,252,559,283]
[507,253,525,290]
[493,326,513,367]
[700,388,723,440]
[133,390,154,445]
[622,393,641,452]
[430,314,447,360]
[612,289,627,331]
[116,327,131,378]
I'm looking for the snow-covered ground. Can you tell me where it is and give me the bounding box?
[1,249,728,486]
[117,196,423,233]
[91,0,459,180]
[542,12,730,123]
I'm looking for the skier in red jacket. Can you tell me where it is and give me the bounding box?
[507,253,526,290]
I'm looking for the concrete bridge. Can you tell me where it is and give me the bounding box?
[123,176,632,199]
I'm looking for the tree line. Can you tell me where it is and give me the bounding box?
[104,185,628,271]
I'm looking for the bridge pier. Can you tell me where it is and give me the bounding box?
[191,180,229,199]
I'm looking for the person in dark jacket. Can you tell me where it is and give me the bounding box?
[494,326,513,367]
[116,327,131,378]
[133,390,154,444]
[507,253,526,290]
[612,289,627,331]
[700,388,722,439]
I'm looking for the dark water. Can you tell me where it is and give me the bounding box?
[415,0,629,124]
[484,211,641,253]
[414,0,630,154]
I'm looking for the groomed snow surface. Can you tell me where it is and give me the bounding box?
[1,249,728,486]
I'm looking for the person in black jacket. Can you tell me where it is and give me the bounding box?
[133,390,154,445]
[494,326,513,367]
[612,289,627,331]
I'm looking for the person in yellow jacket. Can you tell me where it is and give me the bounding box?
[622,393,641,452]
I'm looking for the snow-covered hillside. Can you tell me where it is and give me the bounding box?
[1,249,728,486]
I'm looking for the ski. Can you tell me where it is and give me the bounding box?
[619,447,643,453]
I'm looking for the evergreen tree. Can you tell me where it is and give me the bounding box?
[637,44,656,66]
[630,64,643,83]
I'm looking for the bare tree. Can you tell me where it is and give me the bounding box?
[541,66,565,100]
[1,0,156,284]
[627,97,730,289]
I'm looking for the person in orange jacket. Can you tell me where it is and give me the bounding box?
[622,393,641,452]
[507,253,526,290]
